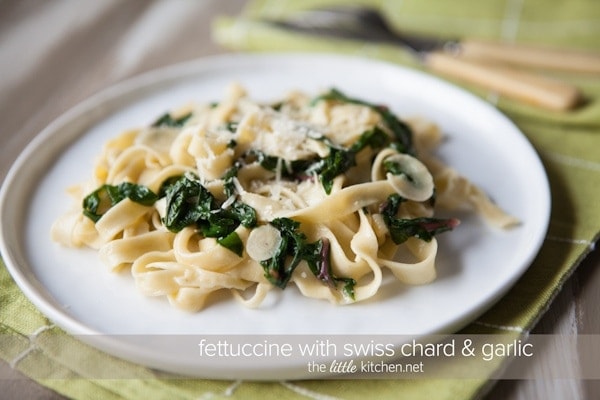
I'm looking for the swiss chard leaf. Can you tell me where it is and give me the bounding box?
[229,201,257,228]
[162,174,213,233]
[260,218,307,289]
[302,237,356,300]
[224,121,238,133]
[161,174,257,255]
[237,150,315,180]
[222,165,240,198]
[158,175,184,197]
[350,126,390,152]
[260,218,355,299]
[83,182,158,222]
[311,88,414,154]
[310,127,390,194]
[380,194,459,244]
[217,231,244,257]
[308,147,356,194]
[385,217,459,244]
[151,111,192,128]
[247,128,388,195]
[198,214,237,238]
[383,159,415,182]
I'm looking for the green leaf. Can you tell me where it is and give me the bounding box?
[222,165,240,198]
[302,237,356,301]
[380,194,459,244]
[229,202,257,228]
[304,147,355,194]
[261,218,307,288]
[260,218,355,299]
[385,217,460,244]
[82,182,158,222]
[311,88,414,154]
[162,174,213,233]
[160,173,256,256]
[199,214,237,238]
[383,160,415,183]
[349,126,390,152]
[224,121,238,132]
[151,111,192,127]
[340,278,357,300]
[233,126,389,195]
[217,231,244,257]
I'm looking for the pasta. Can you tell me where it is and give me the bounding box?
[51,84,519,312]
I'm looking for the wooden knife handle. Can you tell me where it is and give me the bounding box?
[425,51,582,111]
[459,39,600,74]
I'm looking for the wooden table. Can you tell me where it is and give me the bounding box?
[1,1,598,399]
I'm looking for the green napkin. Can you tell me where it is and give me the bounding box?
[2,0,599,399]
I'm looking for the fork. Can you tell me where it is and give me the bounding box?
[266,6,600,111]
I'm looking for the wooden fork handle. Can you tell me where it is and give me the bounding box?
[425,51,582,111]
[459,39,600,74]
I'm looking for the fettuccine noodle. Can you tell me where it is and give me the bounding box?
[51,84,518,312]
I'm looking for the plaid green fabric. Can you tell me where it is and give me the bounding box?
[1,0,599,399]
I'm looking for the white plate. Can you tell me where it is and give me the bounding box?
[0,53,550,379]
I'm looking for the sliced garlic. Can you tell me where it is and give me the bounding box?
[246,224,282,262]
[373,149,434,202]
